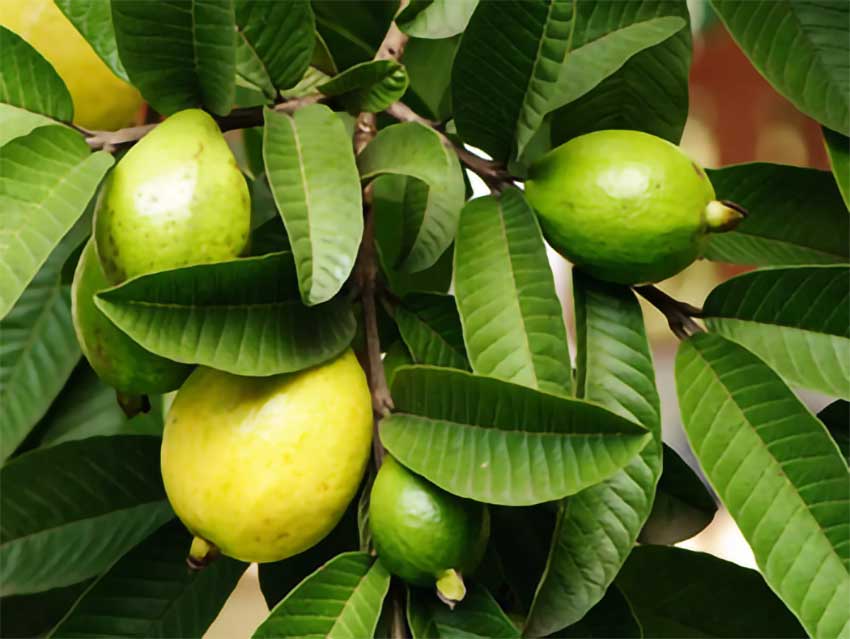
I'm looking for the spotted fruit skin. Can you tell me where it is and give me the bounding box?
[161,350,372,563]
[95,109,250,283]
[525,130,716,285]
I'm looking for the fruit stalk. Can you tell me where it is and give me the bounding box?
[634,285,704,340]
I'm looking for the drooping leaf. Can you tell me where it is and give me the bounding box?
[0,436,173,596]
[253,552,390,639]
[234,0,315,92]
[705,163,849,265]
[55,0,128,81]
[358,122,465,273]
[111,0,236,115]
[703,265,850,399]
[454,189,572,396]
[264,105,363,305]
[319,60,408,114]
[95,252,356,376]
[558,585,641,639]
[638,444,717,545]
[525,272,662,637]
[381,366,651,506]
[0,125,113,318]
[312,0,397,70]
[407,582,520,639]
[711,0,849,135]
[0,26,73,120]
[617,546,807,638]
[396,0,478,38]
[452,0,573,161]
[823,127,850,210]
[394,293,468,370]
[51,522,246,638]
[0,103,55,147]
[676,333,850,639]
[818,400,849,464]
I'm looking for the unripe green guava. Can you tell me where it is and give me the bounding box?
[72,241,191,394]
[525,130,743,285]
[95,109,251,283]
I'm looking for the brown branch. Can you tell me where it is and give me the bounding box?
[635,285,704,340]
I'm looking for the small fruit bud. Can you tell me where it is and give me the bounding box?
[435,569,467,609]
[705,200,747,233]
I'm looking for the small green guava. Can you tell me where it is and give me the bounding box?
[369,456,490,607]
[72,240,191,395]
[95,109,251,283]
[525,130,744,285]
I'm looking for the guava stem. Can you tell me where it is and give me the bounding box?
[187,536,219,571]
[705,200,747,232]
[115,392,150,418]
[435,569,467,609]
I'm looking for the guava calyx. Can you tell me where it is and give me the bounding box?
[435,569,467,608]
[116,392,150,419]
[705,200,748,233]
[187,536,219,571]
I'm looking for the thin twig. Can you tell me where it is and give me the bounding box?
[635,285,704,340]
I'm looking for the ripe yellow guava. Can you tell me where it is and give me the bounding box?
[1,0,143,130]
[525,130,744,285]
[161,350,373,564]
[95,109,251,283]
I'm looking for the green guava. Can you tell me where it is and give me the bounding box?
[72,240,191,394]
[95,109,251,283]
[525,130,744,285]
[369,456,490,606]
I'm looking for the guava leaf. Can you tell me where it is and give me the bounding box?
[0,26,73,121]
[402,36,459,123]
[0,104,56,147]
[557,586,641,639]
[396,0,479,39]
[95,252,356,376]
[705,163,849,266]
[111,0,236,115]
[0,581,92,638]
[55,0,129,81]
[618,546,807,637]
[380,366,652,506]
[407,582,519,639]
[703,265,850,399]
[253,552,390,639]
[50,522,246,638]
[358,122,465,273]
[394,293,468,370]
[454,189,572,396]
[818,400,849,465]
[823,127,850,210]
[676,333,850,638]
[318,59,408,113]
[263,105,363,305]
[525,272,662,636]
[312,0,396,70]
[711,0,849,136]
[0,436,174,596]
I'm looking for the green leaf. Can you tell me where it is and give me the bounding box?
[358,122,465,273]
[407,582,520,639]
[703,265,850,399]
[111,0,236,115]
[394,293,468,370]
[51,522,245,638]
[235,39,277,100]
[0,103,56,147]
[454,189,572,396]
[452,0,573,161]
[676,333,850,639]
[263,105,362,305]
[638,444,717,545]
[0,26,73,120]
[253,552,390,639]
[0,436,173,596]
[95,252,356,376]
[318,60,408,113]
[313,0,397,70]
[0,125,113,319]
[396,0,478,38]
[558,585,641,639]
[711,0,849,135]
[381,366,652,506]
[0,581,92,638]
[235,0,315,92]
[617,546,807,637]
[823,127,850,210]
[55,0,129,81]
[818,400,849,464]
[525,271,662,637]
[705,163,849,265]
[402,36,459,122]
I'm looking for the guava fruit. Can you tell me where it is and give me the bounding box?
[95,109,251,283]
[161,350,373,564]
[1,0,143,130]
[369,456,490,606]
[71,240,191,395]
[525,130,745,285]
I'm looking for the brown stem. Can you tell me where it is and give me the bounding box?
[634,285,704,340]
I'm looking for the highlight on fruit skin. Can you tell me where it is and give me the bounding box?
[525,129,746,285]
[369,456,490,607]
[161,349,373,564]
